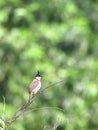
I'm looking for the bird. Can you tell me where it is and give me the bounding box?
[28,71,41,103]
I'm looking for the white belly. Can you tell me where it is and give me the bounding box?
[34,83,41,94]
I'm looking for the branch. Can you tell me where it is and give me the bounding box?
[5,97,33,128]
[4,79,65,129]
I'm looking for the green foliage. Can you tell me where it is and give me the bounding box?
[0,118,5,129]
[0,0,98,130]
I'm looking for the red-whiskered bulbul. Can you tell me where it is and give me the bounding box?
[28,71,41,103]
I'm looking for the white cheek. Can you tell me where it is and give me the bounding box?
[36,77,41,80]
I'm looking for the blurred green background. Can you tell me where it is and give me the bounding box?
[0,0,98,130]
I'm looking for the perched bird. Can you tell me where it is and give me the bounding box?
[28,71,41,103]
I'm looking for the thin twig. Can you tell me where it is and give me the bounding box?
[5,98,33,127]
[52,122,60,130]
[5,79,65,128]
[41,79,65,92]
[2,96,5,120]
[24,106,65,115]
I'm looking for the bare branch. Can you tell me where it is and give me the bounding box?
[4,79,65,129]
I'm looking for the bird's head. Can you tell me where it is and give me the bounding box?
[35,71,41,80]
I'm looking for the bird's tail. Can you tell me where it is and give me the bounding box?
[28,94,32,105]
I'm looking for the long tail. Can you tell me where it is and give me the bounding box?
[28,94,32,104]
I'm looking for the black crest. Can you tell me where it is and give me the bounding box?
[35,71,41,77]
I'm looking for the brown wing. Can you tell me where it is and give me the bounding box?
[29,79,39,94]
